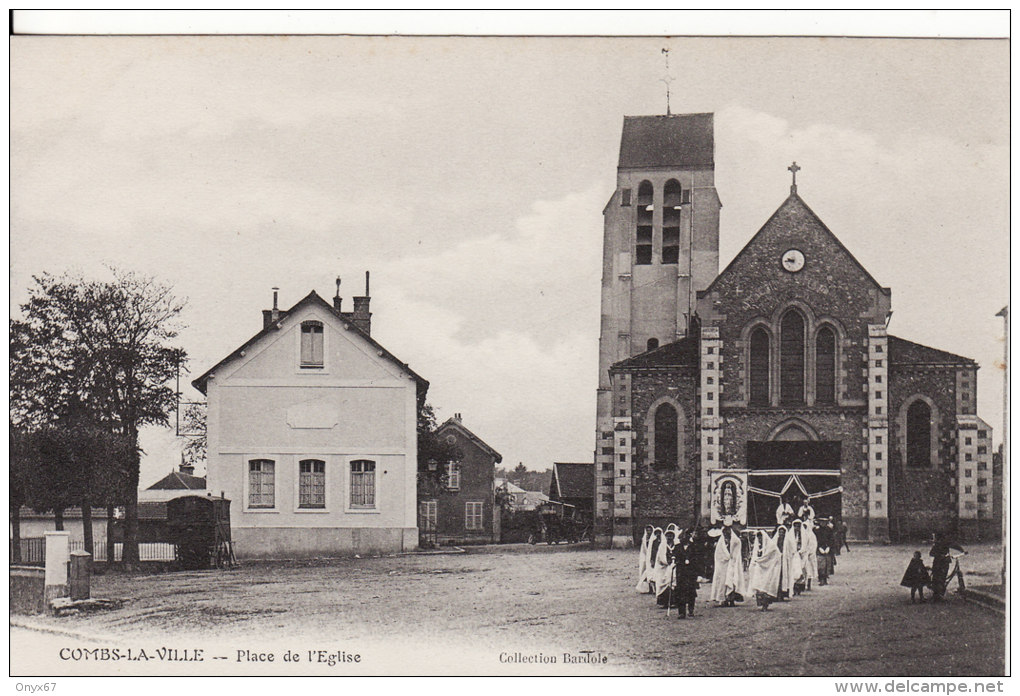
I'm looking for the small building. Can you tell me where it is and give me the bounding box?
[193,277,428,558]
[549,462,594,524]
[419,414,502,545]
[140,463,207,502]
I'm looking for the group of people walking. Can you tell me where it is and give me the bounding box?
[635,505,847,618]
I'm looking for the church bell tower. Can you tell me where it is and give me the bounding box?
[594,112,721,546]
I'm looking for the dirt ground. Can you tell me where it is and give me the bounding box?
[11,541,1006,676]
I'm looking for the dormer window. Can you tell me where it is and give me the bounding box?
[300,321,324,368]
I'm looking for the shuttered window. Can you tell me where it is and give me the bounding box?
[350,460,376,507]
[248,459,275,509]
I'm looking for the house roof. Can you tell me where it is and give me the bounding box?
[618,113,714,169]
[699,192,890,298]
[550,462,594,501]
[888,336,977,367]
[610,335,699,371]
[436,418,503,464]
[147,470,207,491]
[496,479,527,495]
[192,291,428,397]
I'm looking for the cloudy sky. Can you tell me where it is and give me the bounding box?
[10,34,1008,486]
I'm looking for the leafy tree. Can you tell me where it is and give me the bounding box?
[416,402,463,499]
[11,268,186,567]
[181,401,207,469]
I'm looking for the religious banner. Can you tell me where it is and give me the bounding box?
[709,469,748,525]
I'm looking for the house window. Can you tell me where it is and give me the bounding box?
[978,430,987,439]
[875,360,883,368]
[965,453,973,462]
[419,500,437,531]
[350,460,376,508]
[816,326,836,404]
[621,188,632,207]
[298,459,325,509]
[749,327,770,406]
[635,180,653,265]
[654,403,678,468]
[647,338,659,351]
[965,437,972,446]
[445,462,461,490]
[248,459,275,509]
[465,502,484,531]
[906,400,932,468]
[875,451,882,460]
[977,445,987,454]
[300,321,324,367]
[780,310,805,405]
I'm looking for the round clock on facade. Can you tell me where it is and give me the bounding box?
[781,249,805,272]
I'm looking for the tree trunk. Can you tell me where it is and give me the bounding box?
[10,505,22,564]
[55,508,65,531]
[107,504,116,566]
[81,497,94,558]
[122,425,141,568]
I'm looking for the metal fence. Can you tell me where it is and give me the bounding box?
[12,538,176,564]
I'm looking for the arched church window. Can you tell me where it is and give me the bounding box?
[654,403,678,468]
[749,327,770,406]
[635,181,653,265]
[906,400,933,468]
[780,310,805,405]
[662,179,681,265]
[816,326,836,404]
[647,337,659,351]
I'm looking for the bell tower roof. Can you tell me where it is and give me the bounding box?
[618,113,714,170]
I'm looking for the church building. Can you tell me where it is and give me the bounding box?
[593,113,997,546]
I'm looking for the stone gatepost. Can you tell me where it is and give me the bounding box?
[69,550,92,601]
[43,531,70,605]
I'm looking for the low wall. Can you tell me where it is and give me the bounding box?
[232,526,417,559]
[11,566,46,615]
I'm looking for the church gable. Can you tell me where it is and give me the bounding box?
[698,193,890,327]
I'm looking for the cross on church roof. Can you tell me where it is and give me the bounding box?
[788,161,801,193]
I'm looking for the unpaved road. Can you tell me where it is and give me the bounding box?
[11,542,1005,676]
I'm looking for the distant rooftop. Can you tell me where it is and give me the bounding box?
[618,113,714,170]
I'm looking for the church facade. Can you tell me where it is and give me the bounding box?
[593,113,997,547]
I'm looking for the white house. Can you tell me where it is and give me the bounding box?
[193,278,428,559]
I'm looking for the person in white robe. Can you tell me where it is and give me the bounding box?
[635,525,653,593]
[780,522,802,599]
[801,520,818,592]
[654,529,676,608]
[748,530,782,610]
[646,528,663,594]
[791,520,808,596]
[710,523,746,607]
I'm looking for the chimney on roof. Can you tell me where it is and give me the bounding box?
[454,412,462,422]
[180,462,195,476]
[262,287,289,329]
[351,271,372,335]
[333,276,343,313]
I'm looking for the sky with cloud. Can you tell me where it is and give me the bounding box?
[10,35,1008,486]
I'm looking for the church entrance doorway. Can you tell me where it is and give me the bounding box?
[745,440,842,527]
